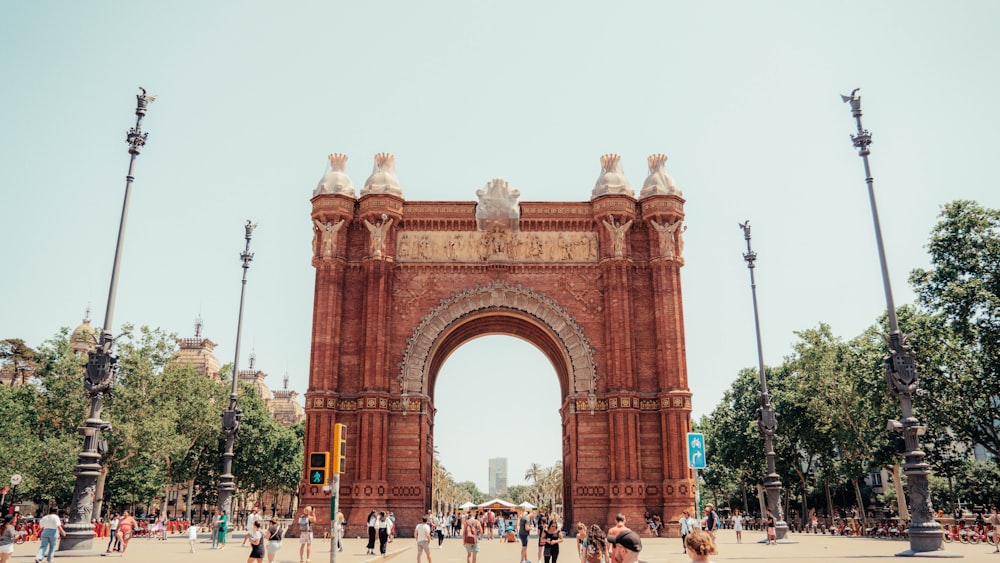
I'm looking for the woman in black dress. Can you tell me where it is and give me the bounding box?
[542,521,563,563]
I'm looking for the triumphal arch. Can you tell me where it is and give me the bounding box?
[302,152,694,533]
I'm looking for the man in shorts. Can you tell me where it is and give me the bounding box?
[415,515,433,563]
[517,509,532,563]
[298,506,316,562]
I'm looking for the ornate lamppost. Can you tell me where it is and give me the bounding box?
[218,220,256,516]
[738,220,788,541]
[60,87,156,552]
[841,89,950,557]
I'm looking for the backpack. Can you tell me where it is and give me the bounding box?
[463,521,478,544]
[586,543,602,563]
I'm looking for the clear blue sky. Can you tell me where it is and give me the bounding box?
[2,2,998,494]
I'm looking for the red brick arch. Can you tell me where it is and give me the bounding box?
[303,186,694,537]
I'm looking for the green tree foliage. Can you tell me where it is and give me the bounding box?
[910,200,1000,457]
[0,326,304,514]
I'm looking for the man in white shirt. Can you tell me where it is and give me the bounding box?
[679,510,699,554]
[35,507,65,563]
[242,507,261,546]
[414,515,433,563]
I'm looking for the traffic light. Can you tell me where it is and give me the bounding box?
[332,423,347,474]
[308,451,329,485]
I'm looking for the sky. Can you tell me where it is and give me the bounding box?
[2,2,999,494]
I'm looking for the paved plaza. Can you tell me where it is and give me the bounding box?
[10,529,998,563]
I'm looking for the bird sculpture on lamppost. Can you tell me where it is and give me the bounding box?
[217,220,256,518]
[738,220,788,541]
[60,87,156,552]
[841,89,952,557]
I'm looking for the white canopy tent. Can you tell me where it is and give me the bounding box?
[458,501,478,510]
[478,498,517,510]
[517,501,537,510]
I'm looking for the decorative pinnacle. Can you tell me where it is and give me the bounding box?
[842,88,872,156]
[127,87,156,155]
[241,220,257,270]
[739,220,756,268]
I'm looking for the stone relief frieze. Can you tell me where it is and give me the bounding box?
[396,230,598,263]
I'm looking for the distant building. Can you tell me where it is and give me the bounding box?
[488,457,508,497]
[169,317,303,427]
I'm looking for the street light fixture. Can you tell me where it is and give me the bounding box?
[217,220,257,516]
[738,220,788,541]
[841,89,951,557]
[60,87,156,552]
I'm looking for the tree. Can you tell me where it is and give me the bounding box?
[910,200,1000,457]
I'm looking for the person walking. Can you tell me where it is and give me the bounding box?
[218,510,230,549]
[187,520,200,553]
[116,510,137,556]
[988,507,1000,553]
[335,510,345,552]
[518,509,532,563]
[703,505,719,540]
[35,507,65,563]
[243,507,261,547]
[265,518,283,563]
[765,510,776,545]
[106,513,121,553]
[376,511,391,555]
[366,510,377,555]
[0,514,24,563]
[605,514,626,561]
[584,525,606,563]
[415,515,433,563]
[461,512,483,563]
[574,522,588,563]
[731,509,744,544]
[298,506,316,563]
[542,521,563,563]
[247,520,265,563]
[210,510,221,549]
[679,510,699,554]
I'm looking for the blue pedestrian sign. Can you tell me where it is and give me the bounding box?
[687,432,706,469]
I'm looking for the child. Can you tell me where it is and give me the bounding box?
[685,529,717,563]
[187,521,200,553]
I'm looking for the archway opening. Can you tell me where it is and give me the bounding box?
[433,335,563,513]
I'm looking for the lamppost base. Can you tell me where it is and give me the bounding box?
[895,524,961,558]
[57,524,97,552]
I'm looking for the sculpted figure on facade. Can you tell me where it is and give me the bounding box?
[314,153,357,198]
[361,152,404,197]
[475,178,521,232]
[313,218,345,259]
[591,153,634,198]
[639,153,682,199]
[649,218,685,259]
[602,215,633,258]
[364,213,394,259]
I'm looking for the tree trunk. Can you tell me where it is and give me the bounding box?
[851,477,866,531]
[186,481,194,522]
[741,481,750,514]
[797,469,809,530]
[756,484,766,518]
[891,464,909,521]
[824,478,834,528]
